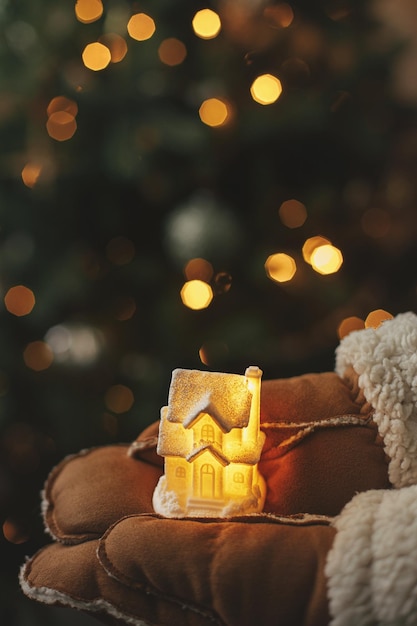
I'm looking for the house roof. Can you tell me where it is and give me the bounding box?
[166,368,253,432]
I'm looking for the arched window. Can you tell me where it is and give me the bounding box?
[201,463,215,498]
[233,472,244,483]
[201,423,214,442]
[175,466,186,478]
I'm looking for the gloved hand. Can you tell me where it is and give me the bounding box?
[21,313,417,626]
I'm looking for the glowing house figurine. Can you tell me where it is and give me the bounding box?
[152,366,266,517]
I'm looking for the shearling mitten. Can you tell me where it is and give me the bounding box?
[20,312,417,626]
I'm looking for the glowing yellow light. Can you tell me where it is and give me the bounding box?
[337,316,365,339]
[365,309,394,329]
[263,3,294,28]
[23,341,54,371]
[250,74,282,105]
[104,384,134,413]
[127,13,156,41]
[47,96,78,118]
[75,0,103,24]
[265,253,296,283]
[199,98,230,127]
[3,518,29,544]
[192,8,221,39]
[184,258,214,283]
[302,235,331,264]
[158,37,187,66]
[310,244,343,275]
[279,199,307,228]
[99,33,128,63]
[180,280,213,310]
[21,163,42,188]
[105,236,135,265]
[82,42,111,71]
[4,285,35,317]
[153,366,266,518]
[46,111,77,141]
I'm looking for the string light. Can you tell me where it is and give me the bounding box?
[310,244,343,275]
[302,235,331,264]
[337,316,365,339]
[127,13,156,41]
[104,384,134,413]
[184,258,214,282]
[74,0,103,24]
[158,38,187,66]
[47,96,78,118]
[46,111,77,141]
[21,163,42,188]
[82,41,111,71]
[23,341,54,371]
[180,279,213,310]
[4,285,35,316]
[99,33,128,63]
[265,253,296,282]
[365,309,393,328]
[199,98,230,127]
[192,9,221,39]
[250,74,282,105]
[279,199,307,228]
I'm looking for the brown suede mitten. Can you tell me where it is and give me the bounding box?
[20,313,417,626]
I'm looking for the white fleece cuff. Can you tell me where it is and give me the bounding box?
[325,486,417,626]
[335,311,417,488]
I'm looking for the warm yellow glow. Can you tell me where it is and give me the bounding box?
[4,285,35,316]
[337,316,365,339]
[158,38,187,66]
[21,163,42,188]
[265,253,296,282]
[23,341,54,371]
[302,235,331,264]
[263,3,294,28]
[99,33,128,63]
[46,111,77,141]
[250,74,282,105]
[104,384,134,413]
[153,366,266,518]
[192,8,221,39]
[105,236,135,265]
[75,0,103,24]
[279,199,307,228]
[47,96,78,118]
[365,309,394,329]
[184,258,214,283]
[199,98,230,127]
[180,280,213,310]
[127,13,156,41]
[311,244,343,275]
[82,42,111,71]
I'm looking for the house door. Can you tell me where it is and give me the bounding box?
[200,463,215,498]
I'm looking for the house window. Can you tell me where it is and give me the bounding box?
[233,472,244,483]
[175,466,186,478]
[201,424,214,442]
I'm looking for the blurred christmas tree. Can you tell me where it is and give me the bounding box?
[1,0,417,623]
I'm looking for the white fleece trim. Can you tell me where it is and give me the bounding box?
[335,311,417,488]
[19,561,150,626]
[325,486,417,625]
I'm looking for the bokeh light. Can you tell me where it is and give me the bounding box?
[263,3,294,28]
[279,199,307,228]
[82,41,111,71]
[3,518,29,544]
[265,253,297,282]
[310,244,343,275]
[184,258,214,282]
[199,98,230,127]
[47,96,78,118]
[44,323,103,365]
[4,285,35,316]
[99,33,128,63]
[337,316,365,339]
[365,309,394,329]
[21,162,42,188]
[302,235,331,264]
[46,111,77,141]
[361,207,391,238]
[180,280,213,310]
[75,0,103,24]
[127,13,156,41]
[105,236,135,265]
[199,340,229,366]
[113,296,137,321]
[250,74,282,105]
[104,384,134,413]
[23,341,54,371]
[158,38,187,66]
[192,9,221,39]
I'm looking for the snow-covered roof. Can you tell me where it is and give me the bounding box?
[166,368,253,432]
